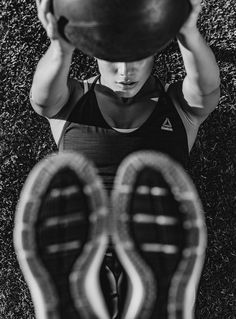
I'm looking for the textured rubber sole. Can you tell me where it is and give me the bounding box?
[14,151,110,319]
[111,151,207,319]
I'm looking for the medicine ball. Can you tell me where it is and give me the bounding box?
[53,0,191,62]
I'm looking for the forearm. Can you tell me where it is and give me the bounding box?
[31,40,74,109]
[177,28,220,96]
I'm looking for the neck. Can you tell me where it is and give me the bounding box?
[94,75,160,129]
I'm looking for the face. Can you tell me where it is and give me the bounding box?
[97,56,154,98]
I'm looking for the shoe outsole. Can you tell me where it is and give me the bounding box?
[14,151,110,319]
[111,151,207,319]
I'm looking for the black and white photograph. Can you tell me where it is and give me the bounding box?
[1,0,235,318]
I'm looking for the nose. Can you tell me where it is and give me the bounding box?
[117,62,133,77]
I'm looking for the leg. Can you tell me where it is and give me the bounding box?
[111,151,206,319]
[14,151,109,319]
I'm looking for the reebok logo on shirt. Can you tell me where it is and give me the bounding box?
[161,118,173,132]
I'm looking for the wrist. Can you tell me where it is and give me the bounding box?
[50,39,74,58]
[177,27,201,44]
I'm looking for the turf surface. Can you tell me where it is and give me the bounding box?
[1,0,236,318]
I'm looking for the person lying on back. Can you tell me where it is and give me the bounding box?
[31,0,220,192]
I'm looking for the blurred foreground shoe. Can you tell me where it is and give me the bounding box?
[14,151,110,319]
[111,151,207,319]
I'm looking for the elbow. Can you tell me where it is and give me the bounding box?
[198,77,221,97]
[201,83,221,99]
[29,89,60,118]
[31,102,49,117]
[29,88,47,116]
[203,72,221,96]
[209,75,221,96]
[186,77,221,98]
[30,96,55,118]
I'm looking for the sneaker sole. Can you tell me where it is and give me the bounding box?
[14,151,110,319]
[111,151,207,319]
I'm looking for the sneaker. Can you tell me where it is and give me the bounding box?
[111,151,207,319]
[14,151,110,319]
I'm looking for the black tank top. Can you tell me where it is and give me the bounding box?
[59,76,189,192]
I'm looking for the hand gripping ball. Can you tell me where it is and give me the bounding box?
[53,0,191,62]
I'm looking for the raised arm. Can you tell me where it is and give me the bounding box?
[176,0,220,122]
[31,0,75,118]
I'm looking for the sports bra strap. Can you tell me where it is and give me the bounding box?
[91,74,101,90]
[165,83,170,92]
[83,80,89,94]
[82,74,100,94]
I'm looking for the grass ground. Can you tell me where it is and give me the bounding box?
[1,0,236,318]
